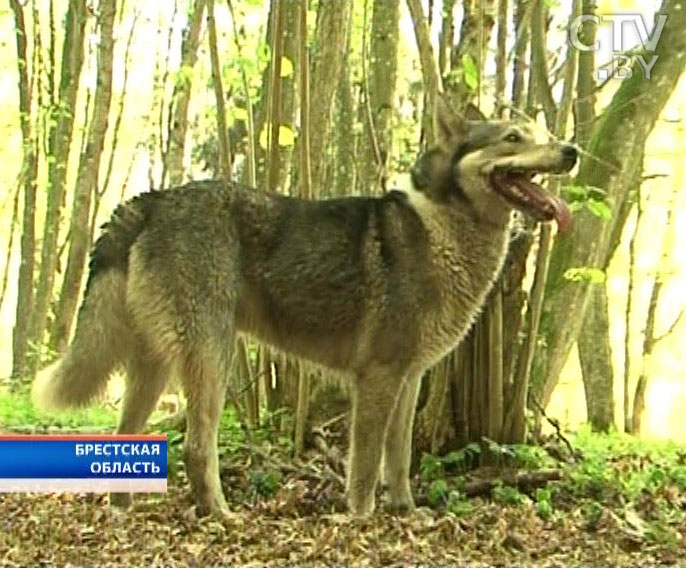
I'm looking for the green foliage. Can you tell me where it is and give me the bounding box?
[534,487,554,520]
[421,444,481,481]
[173,64,194,90]
[561,184,612,220]
[249,468,283,498]
[446,490,472,516]
[461,54,480,91]
[510,444,553,469]
[569,427,686,502]
[563,267,607,284]
[0,388,117,431]
[427,478,449,506]
[492,483,527,506]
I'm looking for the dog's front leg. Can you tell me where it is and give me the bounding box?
[347,372,398,515]
[382,373,422,513]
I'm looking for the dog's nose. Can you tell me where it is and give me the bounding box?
[562,144,578,163]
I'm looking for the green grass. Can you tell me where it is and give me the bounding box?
[0,387,118,431]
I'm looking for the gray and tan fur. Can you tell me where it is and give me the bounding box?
[33,99,577,517]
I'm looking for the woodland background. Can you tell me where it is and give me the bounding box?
[0,0,685,564]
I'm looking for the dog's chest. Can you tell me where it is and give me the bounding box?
[417,215,510,366]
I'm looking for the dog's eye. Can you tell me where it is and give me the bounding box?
[504,132,522,143]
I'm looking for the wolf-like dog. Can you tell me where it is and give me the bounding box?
[33,99,577,517]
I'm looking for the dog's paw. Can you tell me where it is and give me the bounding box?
[382,494,416,516]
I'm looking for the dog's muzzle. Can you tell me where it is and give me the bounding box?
[489,144,578,232]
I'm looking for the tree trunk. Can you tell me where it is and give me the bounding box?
[450,0,496,107]
[28,0,88,375]
[49,0,117,355]
[358,0,400,193]
[207,0,232,181]
[10,0,38,380]
[305,0,352,192]
[333,26,355,197]
[166,0,206,187]
[530,0,686,410]
[406,0,441,145]
[573,1,615,433]
[578,287,615,431]
[629,179,683,434]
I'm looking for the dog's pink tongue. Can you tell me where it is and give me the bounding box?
[550,195,573,233]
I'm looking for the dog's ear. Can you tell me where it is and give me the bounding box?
[464,103,487,122]
[434,95,467,145]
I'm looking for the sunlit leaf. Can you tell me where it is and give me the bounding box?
[232,107,249,121]
[280,56,294,78]
[259,124,296,149]
[563,267,607,284]
[461,54,479,91]
[587,199,612,221]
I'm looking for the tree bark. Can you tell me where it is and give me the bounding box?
[574,1,615,433]
[166,0,206,187]
[530,0,686,410]
[49,0,117,354]
[10,0,38,380]
[333,26,355,197]
[406,0,441,144]
[207,0,232,181]
[307,0,352,191]
[28,0,88,375]
[359,0,400,193]
[578,287,615,431]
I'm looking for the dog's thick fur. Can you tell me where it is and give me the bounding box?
[33,100,577,516]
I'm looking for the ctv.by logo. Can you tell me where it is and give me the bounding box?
[568,14,668,81]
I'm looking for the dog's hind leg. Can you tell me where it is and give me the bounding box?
[382,372,422,513]
[180,323,233,518]
[110,343,171,508]
[347,369,400,515]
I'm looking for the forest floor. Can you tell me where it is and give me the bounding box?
[1,392,685,566]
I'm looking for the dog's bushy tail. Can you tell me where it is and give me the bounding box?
[32,192,161,411]
[32,271,131,411]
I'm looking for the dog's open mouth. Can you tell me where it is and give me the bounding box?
[490,169,572,232]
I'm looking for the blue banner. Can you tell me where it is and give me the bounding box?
[0,435,167,479]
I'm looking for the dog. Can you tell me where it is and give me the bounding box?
[33,98,577,517]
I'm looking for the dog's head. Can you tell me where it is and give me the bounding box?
[410,97,577,232]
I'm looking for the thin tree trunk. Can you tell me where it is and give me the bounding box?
[333,19,355,197]
[294,0,312,457]
[359,0,400,193]
[10,0,38,380]
[406,0,441,144]
[494,0,508,110]
[266,0,284,193]
[50,0,117,354]
[207,0,232,181]
[511,0,530,109]
[28,0,88,375]
[306,0,352,191]
[629,186,683,434]
[578,286,616,431]
[438,0,455,78]
[574,2,615,433]
[166,0,206,187]
[450,0,496,108]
